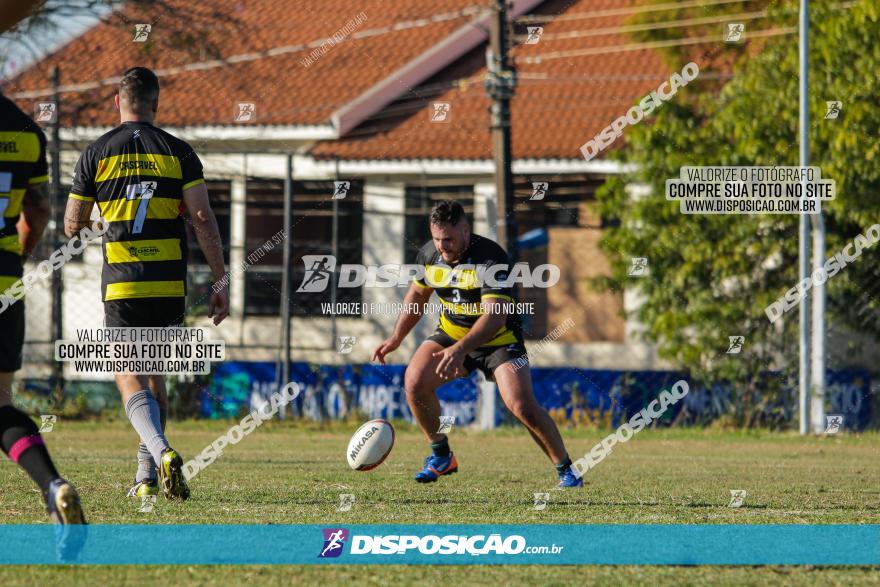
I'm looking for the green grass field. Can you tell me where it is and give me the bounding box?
[0,419,878,585]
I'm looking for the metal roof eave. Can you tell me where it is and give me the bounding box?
[300,157,633,176]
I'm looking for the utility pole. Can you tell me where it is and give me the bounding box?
[804,0,825,434]
[279,155,293,394]
[797,0,811,435]
[485,0,518,264]
[50,65,64,399]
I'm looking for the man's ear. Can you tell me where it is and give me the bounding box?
[114,94,120,111]
[152,98,159,114]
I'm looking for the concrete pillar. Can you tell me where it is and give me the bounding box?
[622,182,651,344]
[473,182,496,239]
[362,181,405,309]
[229,176,247,324]
[363,182,405,259]
[478,375,498,430]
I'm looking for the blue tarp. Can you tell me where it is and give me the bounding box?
[198,362,873,430]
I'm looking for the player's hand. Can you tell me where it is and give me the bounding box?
[372,337,401,364]
[433,345,465,380]
[208,284,230,325]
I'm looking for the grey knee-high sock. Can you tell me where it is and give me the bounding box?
[125,390,170,466]
[134,405,166,483]
[135,443,155,483]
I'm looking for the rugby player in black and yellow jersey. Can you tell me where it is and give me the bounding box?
[0,92,86,524]
[64,67,229,502]
[372,201,582,487]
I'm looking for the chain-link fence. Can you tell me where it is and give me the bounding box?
[13,157,876,430]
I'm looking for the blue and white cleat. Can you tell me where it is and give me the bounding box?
[557,466,584,488]
[414,453,458,483]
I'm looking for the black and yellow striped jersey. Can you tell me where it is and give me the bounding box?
[69,121,204,302]
[413,234,523,346]
[0,94,49,291]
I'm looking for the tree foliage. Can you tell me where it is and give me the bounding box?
[2,0,242,73]
[594,0,880,423]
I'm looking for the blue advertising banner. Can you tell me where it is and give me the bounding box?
[1,524,877,565]
[199,362,873,430]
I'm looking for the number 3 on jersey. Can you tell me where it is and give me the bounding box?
[124,180,157,234]
[452,288,461,303]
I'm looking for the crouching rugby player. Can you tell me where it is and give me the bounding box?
[372,201,582,487]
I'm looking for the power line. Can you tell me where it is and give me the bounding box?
[513,9,771,43]
[513,0,853,41]
[7,1,799,100]
[517,26,797,64]
[6,2,816,123]
[7,1,786,100]
[514,0,755,25]
[515,72,734,82]
[7,5,488,99]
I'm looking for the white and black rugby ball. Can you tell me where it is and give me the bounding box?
[346,419,394,471]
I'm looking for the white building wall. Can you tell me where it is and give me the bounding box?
[46,150,664,373]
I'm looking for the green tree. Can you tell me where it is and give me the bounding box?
[595,0,880,425]
[2,0,241,74]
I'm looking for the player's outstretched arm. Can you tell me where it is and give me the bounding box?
[182,182,229,325]
[432,298,507,379]
[18,182,50,259]
[453,298,507,354]
[372,282,432,364]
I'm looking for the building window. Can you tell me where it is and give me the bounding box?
[513,175,605,231]
[185,180,232,264]
[510,174,610,341]
[185,181,232,312]
[243,179,363,317]
[404,184,474,262]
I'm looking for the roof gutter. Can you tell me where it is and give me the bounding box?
[301,157,632,177]
[60,124,338,143]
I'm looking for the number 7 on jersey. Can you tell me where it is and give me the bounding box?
[124,180,157,234]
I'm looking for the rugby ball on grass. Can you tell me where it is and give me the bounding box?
[347,419,394,471]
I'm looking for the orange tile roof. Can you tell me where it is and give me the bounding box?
[309,0,706,161]
[5,0,754,160]
[3,0,481,127]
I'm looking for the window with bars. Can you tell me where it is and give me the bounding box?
[242,179,363,317]
[512,175,606,231]
[184,181,232,311]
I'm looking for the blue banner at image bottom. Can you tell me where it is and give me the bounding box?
[0,525,877,565]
